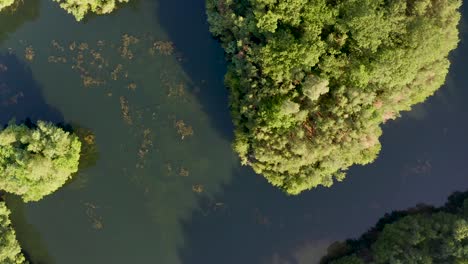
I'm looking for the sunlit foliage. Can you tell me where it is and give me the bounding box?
[0,201,27,264]
[0,121,81,202]
[1,0,129,20]
[207,0,461,194]
[0,0,14,11]
[53,0,129,21]
[323,191,468,263]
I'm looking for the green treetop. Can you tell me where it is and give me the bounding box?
[0,0,129,21]
[0,201,27,264]
[52,0,129,21]
[207,0,461,194]
[0,121,81,202]
[0,0,15,11]
[324,191,468,263]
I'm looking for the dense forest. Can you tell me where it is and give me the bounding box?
[0,0,129,20]
[322,191,468,263]
[207,0,461,194]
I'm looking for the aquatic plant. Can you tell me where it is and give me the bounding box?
[207,0,461,194]
[174,119,193,140]
[0,121,82,202]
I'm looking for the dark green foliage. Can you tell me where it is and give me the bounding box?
[207,0,461,194]
[0,121,81,202]
[322,191,468,264]
[0,201,27,264]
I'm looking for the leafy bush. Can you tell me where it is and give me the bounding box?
[207,0,461,194]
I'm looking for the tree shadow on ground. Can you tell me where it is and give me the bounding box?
[0,53,63,125]
[156,0,233,141]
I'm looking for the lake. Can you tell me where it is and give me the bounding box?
[0,0,467,263]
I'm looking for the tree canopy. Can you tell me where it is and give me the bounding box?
[52,0,129,21]
[0,201,27,264]
[0,0,15,11]
[207,0,461,194]
[0,121,81,202]
[0,0,129,21]
[323,191,468,263]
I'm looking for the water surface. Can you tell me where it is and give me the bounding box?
[0,1,467,264]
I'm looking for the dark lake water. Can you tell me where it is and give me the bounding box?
[0,1,467,263]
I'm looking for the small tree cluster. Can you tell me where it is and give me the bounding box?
[52,0,129,21]
[207,0,461,194]
[0,121,81,202]
[0,202,27,264]
[324,191,468,263]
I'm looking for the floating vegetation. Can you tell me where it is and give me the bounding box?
[179,167,189,177]
[136,128,153,169]
[127,82,137,91]
[74,126,99,170]
[119,34,139,59]
[81,74,105,87]
[47,56,67,63]
[167,83,185,97]
[119,96,132,125]
[110,64,124,80]
[69,41,77,51]
[174,119,193,140]
[97,40,105,47]
[149,41,174,56]
[70,45,107,87]
[89,49,106,66]
[78,42,89,51]
[24,46,34,61]
[51,40,65,52]
[84,202,103,230]
[192,184,204,193]
[0,64,7,72]
[165,163,173,175]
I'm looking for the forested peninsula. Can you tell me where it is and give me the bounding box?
[207,0,461,194]
[0,121,82,263]
[0,0,129,21]
[323,191,468,263]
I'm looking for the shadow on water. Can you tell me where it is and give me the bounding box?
[0,53,63,125]
[5,195,55,264]
[156,0,233,140]
[0,0,40,45]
